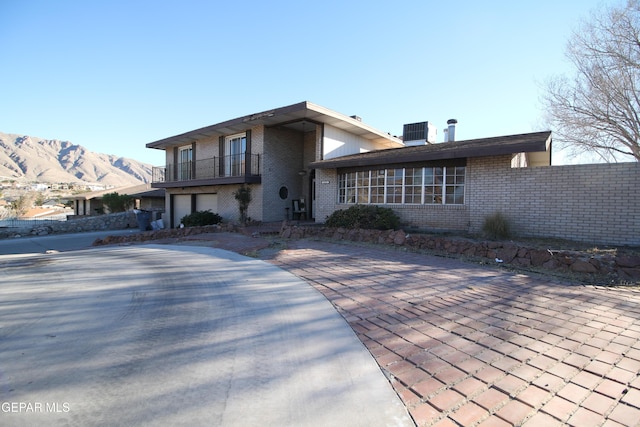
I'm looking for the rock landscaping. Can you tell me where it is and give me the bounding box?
[280,224,640,285]
[0,212,139,239]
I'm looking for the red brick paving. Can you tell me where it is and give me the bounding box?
[266,239,640,426]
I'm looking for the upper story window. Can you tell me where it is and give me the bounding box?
[178,146,193,180]
[225,133,246,177]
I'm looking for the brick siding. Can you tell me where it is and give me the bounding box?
[468,157,639,246]
[316,157,639,246]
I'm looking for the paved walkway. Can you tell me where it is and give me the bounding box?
[261,239,640,427]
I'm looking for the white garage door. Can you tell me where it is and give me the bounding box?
[196,194,218,213]
[173,195,192,227]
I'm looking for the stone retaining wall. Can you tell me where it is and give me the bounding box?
[0,212,139,239]
[281,224,640,284]
[93,223,237,245]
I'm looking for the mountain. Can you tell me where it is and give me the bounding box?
[0,132,152,187]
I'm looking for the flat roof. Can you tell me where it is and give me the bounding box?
[310,131,552,169]
[146,101,403,150]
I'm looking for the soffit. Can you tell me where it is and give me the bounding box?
[146,101,403,149]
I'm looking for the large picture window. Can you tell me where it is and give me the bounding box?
[338,166,465,205]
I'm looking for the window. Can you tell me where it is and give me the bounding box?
[337,166,465,206]
[424,167,443,204]
[356,171,370,203]
[370,170,386,204]
[445,166,466,204]
[225,134,246,176]
[338,172,357,204]
[405,167,423,204]
[386,169,403,204]
[178,146,192,180]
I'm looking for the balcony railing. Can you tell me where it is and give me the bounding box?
[152,153,261,184]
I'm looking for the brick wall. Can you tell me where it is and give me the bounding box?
[314,158,639,246]
[314,168,338,222]
[468,158,640,246]
[262,126,305,222]
[390,204,470,231]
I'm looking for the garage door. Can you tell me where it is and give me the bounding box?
[173,195,192,227]
[196,194,218,213]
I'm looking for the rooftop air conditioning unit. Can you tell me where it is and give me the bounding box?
[402,121,437,146]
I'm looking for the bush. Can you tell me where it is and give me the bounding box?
[102,192,133,213]
[181,210,222,227]
[325,205,400,230]
[482,211,511,240]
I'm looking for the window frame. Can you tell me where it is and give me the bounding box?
[337,165,465,206]
[178,145,193,180]
[225,133,247,177]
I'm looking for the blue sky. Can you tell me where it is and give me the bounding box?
[1,0,608,165]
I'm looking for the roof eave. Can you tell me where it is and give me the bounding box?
[146,101,402,150]
[310,131,552,169]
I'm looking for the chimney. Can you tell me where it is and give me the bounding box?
[447,119,457,142]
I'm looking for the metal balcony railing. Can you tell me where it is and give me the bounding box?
[151,153,261,183]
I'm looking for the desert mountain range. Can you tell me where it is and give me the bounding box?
[0,132,152,187]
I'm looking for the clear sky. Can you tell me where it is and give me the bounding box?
[1,0,609,165]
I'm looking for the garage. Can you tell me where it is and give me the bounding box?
[196,193,218,214]
[172,194,192,227]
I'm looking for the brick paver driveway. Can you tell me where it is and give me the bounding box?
[267,239,640,427]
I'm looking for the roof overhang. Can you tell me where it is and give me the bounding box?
[74,184,164,200]
[146,101,403,150]
[310,131,552,169]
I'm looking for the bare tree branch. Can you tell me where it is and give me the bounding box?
[542,0,640,162]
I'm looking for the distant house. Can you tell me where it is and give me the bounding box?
[21,206,72,221]
[72,183,165,217]
[147,101,639,245]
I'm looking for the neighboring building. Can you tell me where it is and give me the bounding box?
[147,101,639,245]
[72,184,165,217]
[21,206,73,221]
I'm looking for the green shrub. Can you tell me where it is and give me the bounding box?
[102,192,133,213]
[325,205,400,230]
[482,211,511,240]
[181,210,222,227]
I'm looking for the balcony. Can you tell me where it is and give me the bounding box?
[151,154,261,188]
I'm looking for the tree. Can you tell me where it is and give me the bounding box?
[10,192,36,217]
[233,184,251,224]
[101,192,133,213]
[542,0,640,162]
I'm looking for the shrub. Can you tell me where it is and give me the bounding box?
[102,192,133,213]
[482,211,511,240]
[181,210,222,227]
[233,184,252,224]
[325,205,400,230]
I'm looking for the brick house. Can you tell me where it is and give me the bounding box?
[148,101,639,245]
[147,101,402,227]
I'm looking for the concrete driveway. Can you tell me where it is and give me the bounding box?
[0,245,413,426]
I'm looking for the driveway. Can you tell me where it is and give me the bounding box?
[264,239,640,426]
[0,245,413,426]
